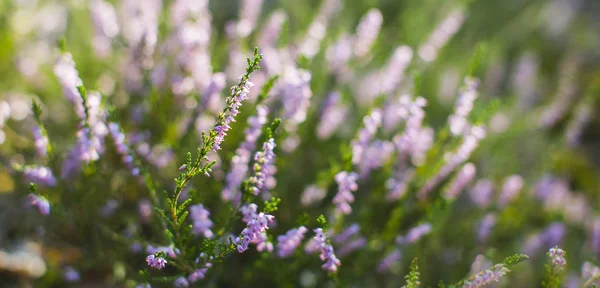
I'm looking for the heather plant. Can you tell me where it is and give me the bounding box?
[0,0,599,287]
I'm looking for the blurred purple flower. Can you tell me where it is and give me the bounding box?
[477,213,496,243]
[28,193,50,215]
[396,223,432,245]
[333,171,359,215]
[378,249,401,273]
[277,226,308,258]
[223,105,268,203]
[189,204,214,238]
[24,165,57,187]
[301,185,327,207]
[443,163,476,201]
[469,179,494,209]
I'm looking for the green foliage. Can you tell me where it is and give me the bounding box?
[263,197,281,214]
[502,254,529,266]
[404,258,421,288]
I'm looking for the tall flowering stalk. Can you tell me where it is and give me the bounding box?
[148,49,262,274]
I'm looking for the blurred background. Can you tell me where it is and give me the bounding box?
[0,0,599,287]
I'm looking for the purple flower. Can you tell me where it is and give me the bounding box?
[448,77,479,136]
[146,245,179,259]
[333,171,359,215]
[32,125,49,158]
[566,100,593,147]
[417,10,464,63]
[24,165,57,187]
[300,185,327,207]
[234,0,265,38]
[257,10,287,49]
[240,203,258,223]
[548,246,567,266]
[317,92,349,140]
[277,226,308,258]
[188,268,209,283]
[108,122,141,178]
[138,199,152,223]
[235,209,275,253]
[29,193,50,215]
[63,266,80,282]
[351,109,382,165]
[385,168,414,201]
[357,46,412,104]
[145,254,167,269]
[462,264,509,288]
[326,33,352,74]
[417,125,485,200]
[298,0,342,59]
[469,179,494,209]
[396,223,432,245]
[378,249,401,273]
[173,276,189,287]
[358,140,394,178]
[53,53,83,104]
[497,175,523,208]
[353,9,383,58]
[390,95,430,165]
[212,79,255,152]
[333,224,361,244]
[477,213,497,243]
[189,204,214,238]
[337,237,367,257]
[89,0,119,57]
[443,162,476,201]
[249,138,277,198]
[99,199,119,218]
[222,105,268,202]
[254,232,274,252]
[313,228,341,272]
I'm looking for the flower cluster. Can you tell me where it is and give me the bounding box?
[235,206,275,253]
[396,223,433,245]
[145,254,167,270]
[249,138,277,197]
[313,228,341,272]
[448,77,479,136]
[333,171,359,215]
[461,264,510,288]
[108,122,140,177]
[24,165,57,187]
[189,204,214,238]
[277,226,308,258]
[213,79,255,152]
[351,109,382,165]
[222,105,269,202]
[32,125,49,158]
[28,193,50,215]
[548,247,566,266]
